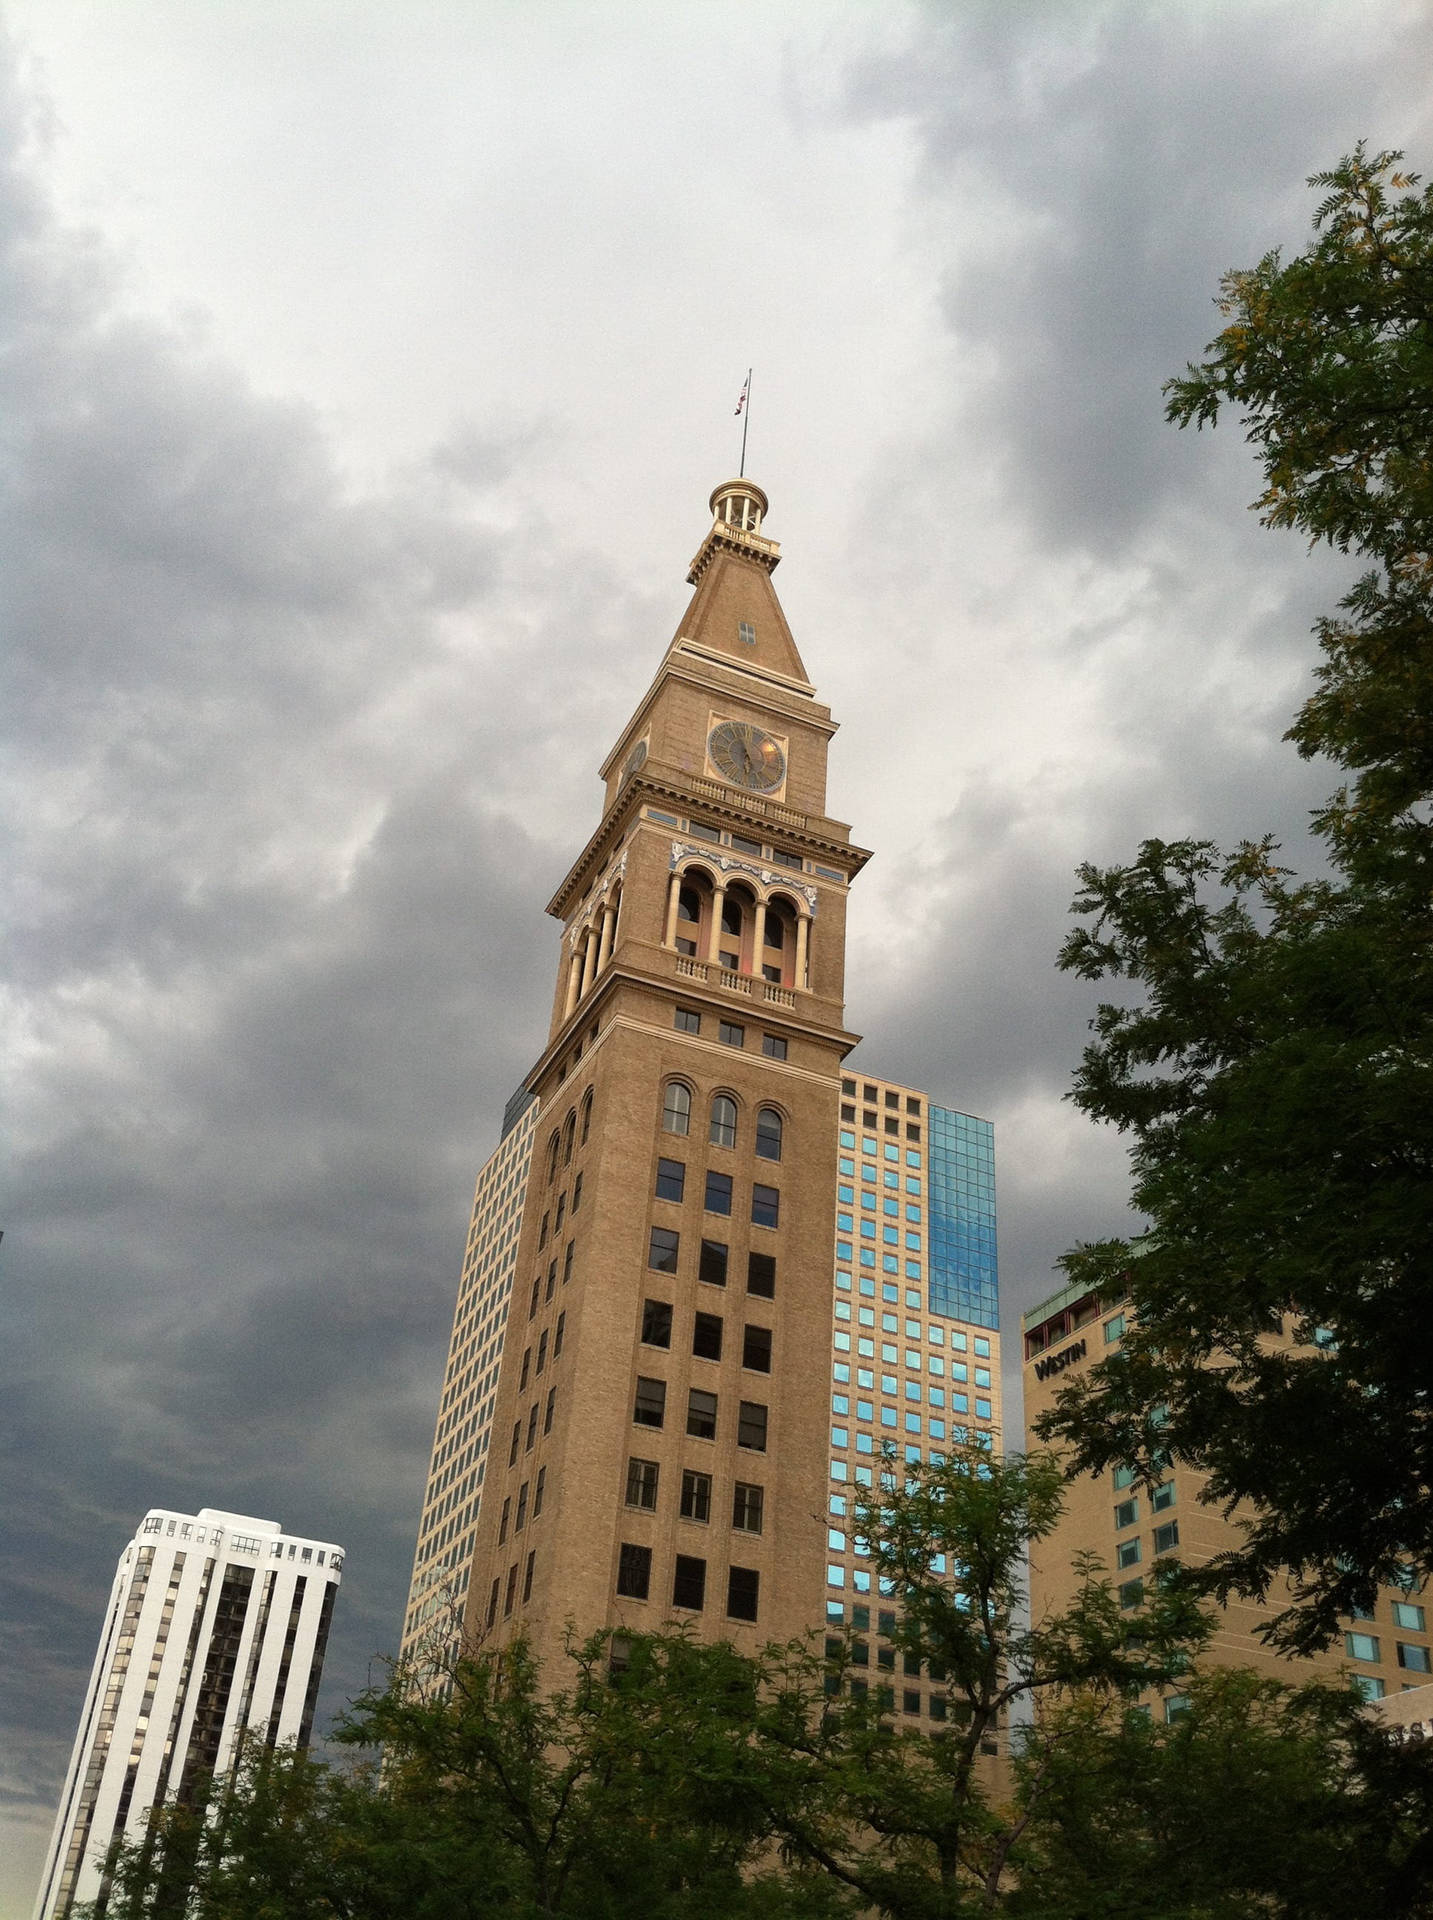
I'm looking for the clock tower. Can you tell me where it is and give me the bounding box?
[458,479,870,1661]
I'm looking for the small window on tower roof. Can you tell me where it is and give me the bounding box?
[738,621,756,646]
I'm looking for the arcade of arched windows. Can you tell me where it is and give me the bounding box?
[660,862,811,995]
[659,1079,787,1164]
[562,881,623,1019]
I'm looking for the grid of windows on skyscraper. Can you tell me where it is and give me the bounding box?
[927,1107,997,1330]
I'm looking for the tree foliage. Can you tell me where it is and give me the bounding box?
[1039,146,1433,1651]
[1012,1669,1433,1920]
[84,1442,1433,1917]
[769,1444,1209,1918]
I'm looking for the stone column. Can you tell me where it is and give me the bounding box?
[663,871,682,947]
[750,899,768,976]
[596,901,616,972]
[706,883,727,966]
[795,912,810,991]
[564,944,582,1016]
[579,926,598,996]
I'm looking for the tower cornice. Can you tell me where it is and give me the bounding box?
[546,773,871,922]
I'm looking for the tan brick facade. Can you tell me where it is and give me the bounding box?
[449,482,873,1667]
[1023,1283,1433,1711]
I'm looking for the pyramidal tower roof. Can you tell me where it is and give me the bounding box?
[671,479,811,688]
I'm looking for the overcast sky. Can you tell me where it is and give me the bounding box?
[5,2,1432,1910]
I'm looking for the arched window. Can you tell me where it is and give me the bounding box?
[764,898,798,986]
[662,1082,692,1136]
[562,1111,576,1166]
[710,1095,738,1151]
[755,1108,784,1162]
[546,1132,561,1185]
[580,1089,594,1145]
[676,880,707,959]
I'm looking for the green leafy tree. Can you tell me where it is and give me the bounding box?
[87,1634,848,1920]
[770,1443,1209,1919]
[1011,1669,1433,1920]
[1039,147,1433,1652]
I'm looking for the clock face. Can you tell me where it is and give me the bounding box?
[707,720,786,794]
[623,738,648,779]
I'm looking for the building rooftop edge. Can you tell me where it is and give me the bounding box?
[136,1506,345,1553]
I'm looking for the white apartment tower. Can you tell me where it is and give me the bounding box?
[34,1507,343,1920]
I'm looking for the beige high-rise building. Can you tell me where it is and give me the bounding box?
[401,481,1003,1681]
[1023,1281,1433,1712]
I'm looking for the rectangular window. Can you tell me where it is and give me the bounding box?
[1345,1632,1380,1663]
[675,1007,701,1033]
[486,1578,500,1630]
[752,1184,780,1229]
[732,1482,764,1533]
[498,1497,511,1545]
[1111,1464,1136,1490]
[519,1347,531,1390]
[1398,1643,1432,1673]
[1116,1537,1141,1569]
[533,1466,546,1517]
[1114,1498,1139,1531]
[536,1329,549,1374]
[699,1239,729,1287]
[509,1421,521,1466]
[571,1171,583,1212]
[504,1563,519,1618]
[544,1387,556,1434]
[738,1401,768,1451]
[528,1277,540,1319]
[1117,1578,1144,1611]
[555,1194,566,1231]
[641,1299,673,1347]
[525,1403,540,1450]
[648,1227,680,1272]
[515,1482,530,1532]
[1394,1602,1427,1632]
[719,1021,745,1048]
[747,1251,776,1297]
[761,1033,788,1059]
[1152,1482,1176,1512]
[1153,1520,1180,1555]
[548,1258,559,1298]
[633,1376,666,1428]
[554,1311,565,1357]
[672,1554,707,1610]
[680,1470,712,1522]
[687,1388,718,1440]
[727,1565,760,1622]
[626,1457,659,1508]
[693,1312,724,1361]
[1104,1313,1126,1343]
[522,1550,536,1603]
[655,1158,686,1202]
[742,1324,773,1371]
[616,1543,652,1600]
[705,1171,734,1215]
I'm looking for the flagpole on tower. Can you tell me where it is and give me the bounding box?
[736,368,752,477]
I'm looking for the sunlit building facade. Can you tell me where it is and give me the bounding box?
[35,1508,342,1920]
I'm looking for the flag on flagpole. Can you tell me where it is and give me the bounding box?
[735,375,749,417]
